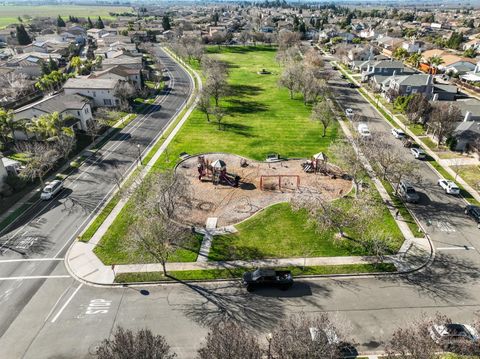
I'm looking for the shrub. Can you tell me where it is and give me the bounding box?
[5,174,28,191]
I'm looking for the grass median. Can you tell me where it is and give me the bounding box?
[114,263,396,283]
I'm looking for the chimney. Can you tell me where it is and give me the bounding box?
[464,111,472,122]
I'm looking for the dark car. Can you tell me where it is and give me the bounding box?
[242,268,293,292]
[465,205,480,228]
[341,74,347,79]
[332,65,338,70]
[348,82,358,88]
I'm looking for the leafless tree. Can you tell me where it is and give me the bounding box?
[238,30,250,46]
[428,102,461,146]
[16,142,60,188]
[96,326,176,359]
[202,56,228,106]
[114,81,137,111]
[197,88,212,122]
[303,48,324,68]
[385,313,449,359]
[269,313,351,359]
[196,321,262,359]
[0,72,32,100]
[170,36,204,62]
[328,139,367,197]
[405,93,432,124]
[86,117,109,144]
[278,30,301,51]
[366,134,405,180]
[212,106,225,130]
[279,62,303,99]
[311,99,335,137]
[276,46,302,64]
[389,159,421,195]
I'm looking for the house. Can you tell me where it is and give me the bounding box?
[433,84,459,101]
[87,28,109,40]
[401,39,424,53]
[362,59,408,82]
[376,36,404,56]
[3,53,61,78]
[359,28,377,39]
[1,157,21,176]
[421,49,476,74]
[13,92,93,136]
[453,121,480,151]
[63,78,120,107]
[463,38,480,51]
[89,65,142,89]
[101,55,143,70]
[387,74,434,98]
[461,62,480,82]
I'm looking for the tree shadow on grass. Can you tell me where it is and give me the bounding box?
[228,84,264,97]
[225,99,268,115]
[208,243,267,262]
[207,46,277,55]
[222,122,256,137]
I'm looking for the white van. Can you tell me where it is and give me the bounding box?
[357,123,372,138]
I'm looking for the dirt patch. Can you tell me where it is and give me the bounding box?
[175,153,352,227]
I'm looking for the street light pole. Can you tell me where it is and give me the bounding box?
[266,333,273,359]
[137,144,141,166]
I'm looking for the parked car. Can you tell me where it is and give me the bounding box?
[348,82,358,88]
[40,180,63,200]
[332,65,338,70]
[411,147,426,159]
[438,179,460,195]
[398,180,419,203]
[242,268,293,292]
[345,108,354,117]
[391,128,406,139]
[341,74,347,79]
[429,323,478,351]
[465,205,480,228]
[357,123,372,138]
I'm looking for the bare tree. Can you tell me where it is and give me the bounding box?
[366,135,405,180]
[405,93,432,124]
[196,321,262,359]
[276,46,302,64]
[279,62,303,99]
[303,48,324,68]
[212,106,225,130]
[385,314,449,359]
[277,30,301,51]
[270,313,351,359]
[311,99,335,137]
[328,139,367,197]
[197,88,212,122]
[96,326,176,359]
[202,57,228,106]
[428,102,461,146]
[114,81,137,111]
[16,142,60,188]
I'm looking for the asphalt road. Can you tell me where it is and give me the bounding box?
[1,49,480,359]
[0,45,193,340]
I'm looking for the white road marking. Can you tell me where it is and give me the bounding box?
[436,246,475,251]
[0,275,70,281]
[85,299,112,315]
[51,283,83,323]
[0,258,64,263]
[44,285,75,322]
[436,221,456,232]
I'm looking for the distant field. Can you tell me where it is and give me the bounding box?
[0,5,134,28]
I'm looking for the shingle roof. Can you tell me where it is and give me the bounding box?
[14,93,90,119]
[64,78,118,90]
[395,74,431,86]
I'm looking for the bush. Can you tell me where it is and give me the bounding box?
[446,136,458,151]
[70,160,80,168]
[5,174,27,191]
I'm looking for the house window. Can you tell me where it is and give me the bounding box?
[104,99,112,106]
[93,91,96,97]
[406,86,411,93]
[85,107,89,114]
[411,89,417,94]
[77,111,80,116]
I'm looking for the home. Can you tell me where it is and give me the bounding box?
[87,28,109,40]
[3,53,61,78]
[421,49,476,74]
[63,77,120,107]
[209,26,227,37]
[463,38,480,51]
[376,36,404,57]
[89,65,142,89]
[362,59,408,82]
[358,28,377,39]
[461,62,480,82]
[101,55,143,70]
[401,39,424,53]
[387,74,434,98]
[1,157,21,176]
[13,92,94,136]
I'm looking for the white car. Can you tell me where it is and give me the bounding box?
[410,147,426,159]
[345,108,354,117]
[357,123,371,138]
[391,128,406,139]
[40,180,63,200]
[429,323,479,345]
[438,179,460,195]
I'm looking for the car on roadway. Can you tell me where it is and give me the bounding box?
[411,147,426,159]
[437,179,460,195]
[465,205,480,228]
[348,83,358,88]
[332,65,338,70]
[345,108,354,117]
[391,128,406,139]
[429,323,479,351]
[242,268,293,292]
[357,123,372,138]
[341,74,347,79]
[40,180,63,200]
[398,180,419,204]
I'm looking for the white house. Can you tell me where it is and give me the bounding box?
[401,40,424,53]
[63,78,120,107]
[461,62,480,82]
[87,28,109,40]
[90,65,142,89]
[14,92,94,137]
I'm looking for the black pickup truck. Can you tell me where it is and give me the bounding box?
[242,268,293,292]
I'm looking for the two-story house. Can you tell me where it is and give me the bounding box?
[63,78,120,107]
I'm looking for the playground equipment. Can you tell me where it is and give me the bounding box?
[302,152,328,174]
[197,157,240,187]
[260,175,300,192]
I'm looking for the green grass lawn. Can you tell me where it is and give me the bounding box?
[208,201,404,261]
[114,263,396,283]
[452,165,480,192]
[0,5,133,28]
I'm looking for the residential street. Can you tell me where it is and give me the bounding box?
[0,45,193,339]
[0,50,480,359]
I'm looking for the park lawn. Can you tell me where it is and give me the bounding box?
[453,165,480,191]
[0,5,133,28]
[208,201,404,261]
[114,263,396,283]
[152,45,340,171]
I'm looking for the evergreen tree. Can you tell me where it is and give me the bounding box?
[87,17,94,29]
[162,14,171,31]
[16,24,31,45]
[57,15,66,27]
[96,16,105,29]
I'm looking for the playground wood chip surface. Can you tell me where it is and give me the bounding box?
[174,153,352,227]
